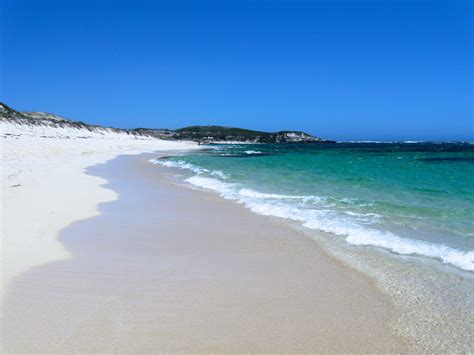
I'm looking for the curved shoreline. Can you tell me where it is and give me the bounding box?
[2,153,406,352]
[158,152,474,352]
[1,126,198,293]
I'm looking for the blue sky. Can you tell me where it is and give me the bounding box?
[1,0,472,141]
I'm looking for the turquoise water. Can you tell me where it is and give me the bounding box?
[152,143,474,272]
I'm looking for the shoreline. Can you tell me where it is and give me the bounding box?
[156,146,474,352]
[2,153,407,352]
[158,149,473,352]
[1,126,199,292]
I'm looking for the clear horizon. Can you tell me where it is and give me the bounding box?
[1,0,472,141]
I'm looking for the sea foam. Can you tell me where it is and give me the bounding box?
[150,158,228,179]
[150,159,208,174]
[152,158,474,272]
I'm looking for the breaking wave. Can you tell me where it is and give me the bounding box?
[152,159,474,272]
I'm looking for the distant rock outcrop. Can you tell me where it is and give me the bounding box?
[0,103,332,143]
[158,125,329,144]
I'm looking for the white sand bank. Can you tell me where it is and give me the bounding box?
[0,121,198,292]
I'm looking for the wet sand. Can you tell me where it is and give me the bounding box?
[1,153,406,352]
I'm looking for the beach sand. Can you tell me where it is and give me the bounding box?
[1,123,198,290]
[2,153,406,352]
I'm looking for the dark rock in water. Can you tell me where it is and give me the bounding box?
[0,102,333,144]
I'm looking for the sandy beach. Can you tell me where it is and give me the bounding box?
[1,122,198,291]
[1,151,407,352]
[3,0,471,351]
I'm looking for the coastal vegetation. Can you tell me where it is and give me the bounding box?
[1,103,331,144]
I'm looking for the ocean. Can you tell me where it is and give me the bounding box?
[151,142,473,349]
[153,142,473,271]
